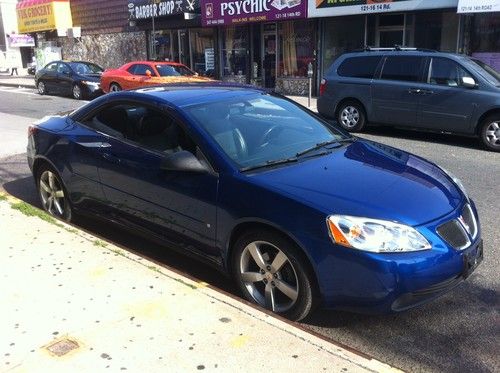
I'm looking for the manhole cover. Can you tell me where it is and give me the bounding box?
[46,339,79,356]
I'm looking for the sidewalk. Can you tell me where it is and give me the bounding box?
[0,72,35,89]
[0,194,401,373]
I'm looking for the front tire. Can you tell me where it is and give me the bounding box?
[479,115,500,152]
[37,81,47,95]
[72,84,83,100]
[36,165,72,222]
[232,229,317,321]
[337,101,366,132]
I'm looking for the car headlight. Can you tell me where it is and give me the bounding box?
[81,80,100,87]
[439,167,469,201]
[327,215,431,253]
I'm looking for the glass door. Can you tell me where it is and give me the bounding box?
[262,23,277,88]
[178,29,190,67]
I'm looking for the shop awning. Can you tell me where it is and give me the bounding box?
[457,0,500,13]
[16,0,73,34]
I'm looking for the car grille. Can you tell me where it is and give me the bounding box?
[436,203,477,250]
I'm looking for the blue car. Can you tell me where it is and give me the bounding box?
[27,84,483,320]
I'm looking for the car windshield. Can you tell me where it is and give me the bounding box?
[69,62,103,75]
[156,64,195,77]
[470,58,500,86]
[186,93,351,170]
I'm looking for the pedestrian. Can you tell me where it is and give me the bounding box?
[10,65,18,75]
[9,53,18,76]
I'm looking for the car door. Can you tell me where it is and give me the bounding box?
[56,62,74,95]
[41,62,59,91]
[417,57,478,133]
[125,64,155,89]
[91,100,219,257]
[371,55,427,126]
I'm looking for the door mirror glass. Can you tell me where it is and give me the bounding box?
[160,151,207,173]
[461,76,477,89]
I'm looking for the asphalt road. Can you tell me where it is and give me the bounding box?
[0,88,499,373]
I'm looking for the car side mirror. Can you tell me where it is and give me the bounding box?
[145,70,152,78]
[461,76,477,89]
[160,151,207,173]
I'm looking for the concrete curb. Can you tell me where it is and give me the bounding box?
[0,191,403,372]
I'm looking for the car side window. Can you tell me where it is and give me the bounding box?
[129,64,155,76]
[380,56,426,82]
[57,63,71,75]
[85,104,196,154]
[428,58,474,87]
[46,62,58,72]
[338,56,382,79]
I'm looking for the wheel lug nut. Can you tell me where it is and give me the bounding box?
[273,273,277,278]
[260,269,265,274]
[271,281,275,287]
[263,279,268,284]
[266,265,271,271]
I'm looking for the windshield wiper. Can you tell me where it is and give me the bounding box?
[240,157,298,172]
[296,137,355,157]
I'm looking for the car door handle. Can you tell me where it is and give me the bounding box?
[102,152,120,164]
[408,88,423,94]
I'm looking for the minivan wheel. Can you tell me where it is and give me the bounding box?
[480,116,500,152]
[36,166,72,222]
[232,230,316,321]
[337,101,366,132]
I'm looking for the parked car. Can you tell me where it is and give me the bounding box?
[100,61,212,93]
[35,60,104,100]
[317,48,500,152]
[27,84,482,320]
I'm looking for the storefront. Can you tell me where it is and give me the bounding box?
[201,0,316,95]
[16,0,73,67]
[128,0,217,77]
[310,0,461,77]
[458,0,500,71]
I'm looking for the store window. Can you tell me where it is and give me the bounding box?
[278,21,316,78]
[190,28,215,77]
[322,16,365,71]
[414,12,459,52]
[469,14,500,72]
[221,26,249,82]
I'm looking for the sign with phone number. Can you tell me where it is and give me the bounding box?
[457,0,500,13]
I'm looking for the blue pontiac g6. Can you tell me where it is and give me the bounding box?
[27,84,483,320]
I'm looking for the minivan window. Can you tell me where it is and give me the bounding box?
[471,58,500,86]
[429,58,473,87]
[338,56,382,79]
[380,56,425,82]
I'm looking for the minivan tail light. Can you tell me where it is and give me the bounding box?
[319,79,327,96]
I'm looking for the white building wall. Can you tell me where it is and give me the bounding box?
[0,0,22,71]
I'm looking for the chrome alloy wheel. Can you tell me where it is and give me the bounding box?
[37,81,46,95]
[39,170,67,217]
[485,121,500,147]
[72,84,82,99]
[239,241,299,313]
[340,106,360,128]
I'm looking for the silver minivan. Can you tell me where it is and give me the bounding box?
[317,48,500,152]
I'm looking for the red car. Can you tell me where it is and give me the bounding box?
[100,61,212,93]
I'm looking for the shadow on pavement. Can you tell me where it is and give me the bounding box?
[361,126,485,151]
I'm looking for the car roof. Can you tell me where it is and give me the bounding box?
[124,60,186,66]
[118,83,268,107]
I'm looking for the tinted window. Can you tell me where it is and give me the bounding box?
[156,64,195,77]
[128,64,155,76]
[69,62,103,74]
[338,56,382,78]
[429,58,473,87]
[45,62,58,71]
[57,63,71,74]
[380,56,425,82]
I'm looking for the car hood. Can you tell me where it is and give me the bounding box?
[247,140,463,226]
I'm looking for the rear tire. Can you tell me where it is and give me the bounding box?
[109,83,122,92]
[231,229,317,321]
[479,115,500,152]
[337,101,366,132]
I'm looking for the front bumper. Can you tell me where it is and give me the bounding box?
[315,201,482,314]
